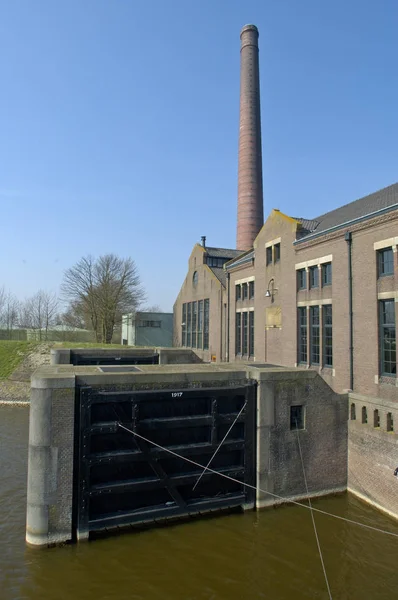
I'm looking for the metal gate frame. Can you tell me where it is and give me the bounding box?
[71,352,159,366]
[74,384,256,539]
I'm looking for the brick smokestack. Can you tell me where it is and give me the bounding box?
[236,24,264,251]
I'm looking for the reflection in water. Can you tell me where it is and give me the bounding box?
[2,407,398,600]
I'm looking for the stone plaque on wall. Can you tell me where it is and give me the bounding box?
[265,306,282,328]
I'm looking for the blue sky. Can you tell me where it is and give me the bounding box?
[1,0,397,311]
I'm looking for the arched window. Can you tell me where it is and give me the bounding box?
[192,271,198,286]
[374,409,380,428]
[362,406,367,424]
[350,403,356,420]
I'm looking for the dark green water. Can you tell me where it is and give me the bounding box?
[2,407,398,600]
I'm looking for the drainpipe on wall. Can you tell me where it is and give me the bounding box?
[345,231,354,391]
[219,289,223,362]
[226,271,230,362]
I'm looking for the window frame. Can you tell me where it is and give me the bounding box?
[235,312,242,355]
[203,299,209,350]
[186,302,192,347]
[322,305,333,367]
[377,247,394,277]
[274,243,280,263]
[242,311,248,355]
[310,306,320,365]
[249,311,254,357]
[236,284,241,302]
[197,300,203,349]
[242,282,248,300]
[266,246,273,266]
[322,262,332,286]
[379,299,396,376]
[297,269,307,291]
[249,281,255,299]
[309,266,319,289]
[191,301,197,348]
[297,307,307,364]
[182,303,187,347]
[290,405,305,430]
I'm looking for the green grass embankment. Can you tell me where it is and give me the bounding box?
[0,341,39,380]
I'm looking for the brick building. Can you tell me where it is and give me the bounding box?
[173,22,398,520]
[173,239,241,362]
[174,184,398,405]
[174,23,397,405]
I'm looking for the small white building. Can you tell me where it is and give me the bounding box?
[121,312,173,347]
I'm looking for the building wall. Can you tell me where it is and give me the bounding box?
[174,244,226,362]
[295,211,398,401]
[253,210,300,367]
[135,312,173,347]
[229,263,255,361]
[175,209,397,403]
[350,221,398,401]
[348,392,398,519]
[294,234,348,393]
[122,313,173,347]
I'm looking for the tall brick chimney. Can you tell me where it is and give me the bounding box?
[236,24,264,251]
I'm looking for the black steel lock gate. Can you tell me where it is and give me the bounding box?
[71,352,159,366]
[75,384,256,538]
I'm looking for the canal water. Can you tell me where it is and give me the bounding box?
[2,407,398,600]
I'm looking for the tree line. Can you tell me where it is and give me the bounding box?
[0,253,159,343]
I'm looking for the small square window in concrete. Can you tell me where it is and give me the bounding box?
[290,405,304,430]
[99,366,142,373]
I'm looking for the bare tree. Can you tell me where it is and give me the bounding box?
[41,291,59,339]
[0,290,20,338]
[19,290,58,340]
[143,304,163,313]
[0,286,5,317]
[62,254,146,344]
[61,300,88,330]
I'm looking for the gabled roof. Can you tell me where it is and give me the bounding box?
[208,266,227,286]
[297,183,398,241]
[202,246,243,287]
[204,246,242,259]
[225,249,255,270]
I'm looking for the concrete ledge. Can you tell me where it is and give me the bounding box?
[50,349,71,365]
[51,347,200,367]
[257,486,347,510]
[348,487,398,522]
[349,391,398,411]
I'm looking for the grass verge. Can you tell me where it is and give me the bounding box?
[0,341,39,380]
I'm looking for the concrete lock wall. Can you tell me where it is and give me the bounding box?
[253,368,348,508]
[348,392,398,520]
[26,373,76,547]
[26,364,348,547]
[50,347,202,366]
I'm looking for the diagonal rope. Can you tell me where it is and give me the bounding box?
[192,401,247,491]
[117,423,398,540]
[295,420,332,600]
